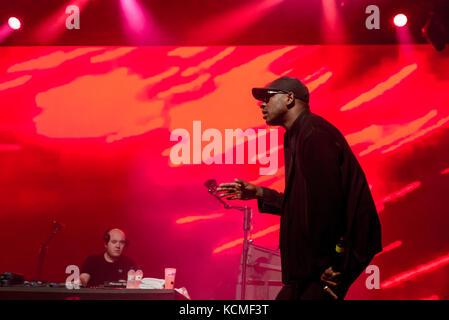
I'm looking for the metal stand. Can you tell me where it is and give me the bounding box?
[37,221,64,280]
[204,179,252,300]
[240,206,252,300]
[237,244,282,300]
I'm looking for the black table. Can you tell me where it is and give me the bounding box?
[0,286,186,300]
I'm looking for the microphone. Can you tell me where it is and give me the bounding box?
[204,179,230,208]
[204,179,217,193]
[52,220,65,231]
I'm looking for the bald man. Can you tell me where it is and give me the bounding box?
[80,228,136,287]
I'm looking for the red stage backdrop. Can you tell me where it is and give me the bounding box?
[1,45,448,300]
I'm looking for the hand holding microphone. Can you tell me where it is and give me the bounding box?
[216,178,263,201]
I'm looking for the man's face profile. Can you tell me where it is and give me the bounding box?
[260,92,289,126]
[105,229,126,259]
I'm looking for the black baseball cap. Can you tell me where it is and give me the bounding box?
[252,76,309,103]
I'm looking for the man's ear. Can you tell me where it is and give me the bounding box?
[286,92,295,109]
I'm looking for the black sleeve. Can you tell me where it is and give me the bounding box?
[301,128,343,269]
[80,256,96,275]
[257,187,284,215]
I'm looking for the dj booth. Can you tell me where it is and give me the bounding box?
[0,287,186,300]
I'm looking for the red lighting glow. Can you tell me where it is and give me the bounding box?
[341,64,417,111]
[375,240,403,257]
[0,75,32,91]
[1,45,449,299]
[176,213,224,224]
[186,0,283,43]
[119,0,166,42]
[375,181,421,213]
[213,225,279,254]
[419,295,439,300]
[33,0,90,43]
[0,144,23,151]
[381,253,449,289]
[321,0,344,43]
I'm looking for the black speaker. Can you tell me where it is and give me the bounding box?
[0,272,24,286]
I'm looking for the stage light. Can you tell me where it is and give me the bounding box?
[119,0,147,35]
[118,0,165,43]
[321,0,345,43]
[393,14,407,27]
[187,0,283,44]
[8,17,21,30]
[33,0,90,44]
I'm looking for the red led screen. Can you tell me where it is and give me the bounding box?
[1,45,448,299]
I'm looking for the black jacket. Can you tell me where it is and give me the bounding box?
[258,108,382,290]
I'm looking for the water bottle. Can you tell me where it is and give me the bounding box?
[333,237,345,272]
[126,267,135,289]
[135,267,143,289]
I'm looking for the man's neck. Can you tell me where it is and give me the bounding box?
[104,252,118,263]
[282,104,306,131]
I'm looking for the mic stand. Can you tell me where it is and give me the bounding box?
[240,206,252,301]
[206,186,252,300]
[37,221,63,280]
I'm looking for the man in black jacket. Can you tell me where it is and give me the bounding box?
[217,76,382,300]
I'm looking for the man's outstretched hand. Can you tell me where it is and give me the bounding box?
[216,179,263,200]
